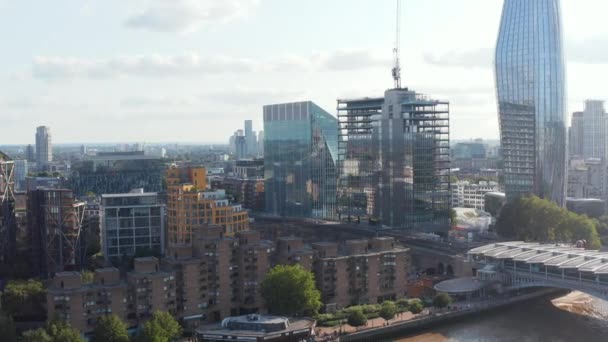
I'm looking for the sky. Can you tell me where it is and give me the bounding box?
[2,0,608,144]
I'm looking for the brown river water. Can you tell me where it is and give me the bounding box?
[384,292,608,342]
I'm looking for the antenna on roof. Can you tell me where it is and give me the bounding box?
[391,0,402,89]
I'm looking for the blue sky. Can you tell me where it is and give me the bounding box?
[2,0,608,144]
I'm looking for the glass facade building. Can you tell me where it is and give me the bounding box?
[101,191,165,262]
[337,89,451,233]
[263,101,338,219]
[495,0,567,205]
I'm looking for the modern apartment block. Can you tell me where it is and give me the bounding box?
[263,101,338,220]
[312,237,409,308]
[47,257,176,334]
[0,151,17,265]
[70,151,165,197]
[451,181,500,210]
[28,188,86,278]
[567,158,606,200]
[35,126,52,168]
[337,88,450,233]
[100,189,165,262]
[495,0,567,204]
[166,166,249,245]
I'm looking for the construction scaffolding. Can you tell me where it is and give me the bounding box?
[0,151,16,264]
[28,188,85,278]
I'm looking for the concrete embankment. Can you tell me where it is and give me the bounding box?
[339,289,561,342]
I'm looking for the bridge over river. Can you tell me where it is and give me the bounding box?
[468,241,608,300]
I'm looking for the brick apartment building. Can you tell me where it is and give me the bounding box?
[48,231,409,334]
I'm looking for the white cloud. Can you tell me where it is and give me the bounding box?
[423,48,493,69]
[125,0,260,33]
[32,49,390,80]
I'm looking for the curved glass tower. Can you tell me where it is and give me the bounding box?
[495,0,567,205]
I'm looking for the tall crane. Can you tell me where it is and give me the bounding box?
[391,0,402,89]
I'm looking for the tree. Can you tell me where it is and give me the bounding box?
[1,279,46,320]
[21,329,52,342]
[46,320,85,342]
[0,311,16,342]
[449,209,458,225]
[496,195,602,248]
[91,315,129,342]
[433,293,452,309]
[21,321,83,342]
[81,271,95,284]
[261,265,321,316]
[346,308,367,328]
[408,299,424,314]
[136,311,182,342]
[379,301,397,323]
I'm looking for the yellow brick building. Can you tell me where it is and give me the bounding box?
[166,166,249,245]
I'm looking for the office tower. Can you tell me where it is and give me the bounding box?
[100,189,165,262]
[244,119,257,156]
[581,100,608,160]
[376,88,450,231]
[12,159,28,191]
[569,111,584,158]
[165,166,249,245]
[337,88,450,232]
[263,101,338,219]
[28,188,86,278]
[257,130,264,157]
[495,0,567,204]
[70,151,164,196]
[26,144,35,162]
[35,126,52,167]
[80,145,87,156]
[235,135,247,160]
[337,97,383,222]
[0,152,17,265]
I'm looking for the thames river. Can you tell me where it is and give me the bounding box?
[387,292,608,342]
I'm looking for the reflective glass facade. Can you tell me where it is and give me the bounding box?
[337,89,451,233]
[495,0,567,205]
[263,101,338,219]
[375,89,450,232]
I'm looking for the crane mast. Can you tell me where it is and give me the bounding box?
[392,0,402,89]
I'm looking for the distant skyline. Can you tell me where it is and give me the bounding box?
[3,0,608,143]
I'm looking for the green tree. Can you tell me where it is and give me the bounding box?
[0,311,16,342]
[261,265,321,316]
[346,308,367,328]
[46,320,85,342]
[91,315,129,342]
[496,195,601,248]
[408,299,424,314]
[136,311,182,342]
[1,279,46,320]
[81,271,95,284]
[432,293,452,309]
[379,301,397,322]
[21,329,52,342]
[449,209,457,225]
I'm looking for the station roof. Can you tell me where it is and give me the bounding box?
[469,242,608,275]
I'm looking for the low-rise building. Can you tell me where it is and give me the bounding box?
[451,181,500,210]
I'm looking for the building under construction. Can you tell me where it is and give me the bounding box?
[337,88,450,233]
[0,151,17,265]
[28,188,86,278]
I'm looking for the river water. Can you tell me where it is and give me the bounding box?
[387,292,608,342]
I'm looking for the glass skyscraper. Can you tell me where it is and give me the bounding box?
[495,0,567,205]
[263,101,338,219]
